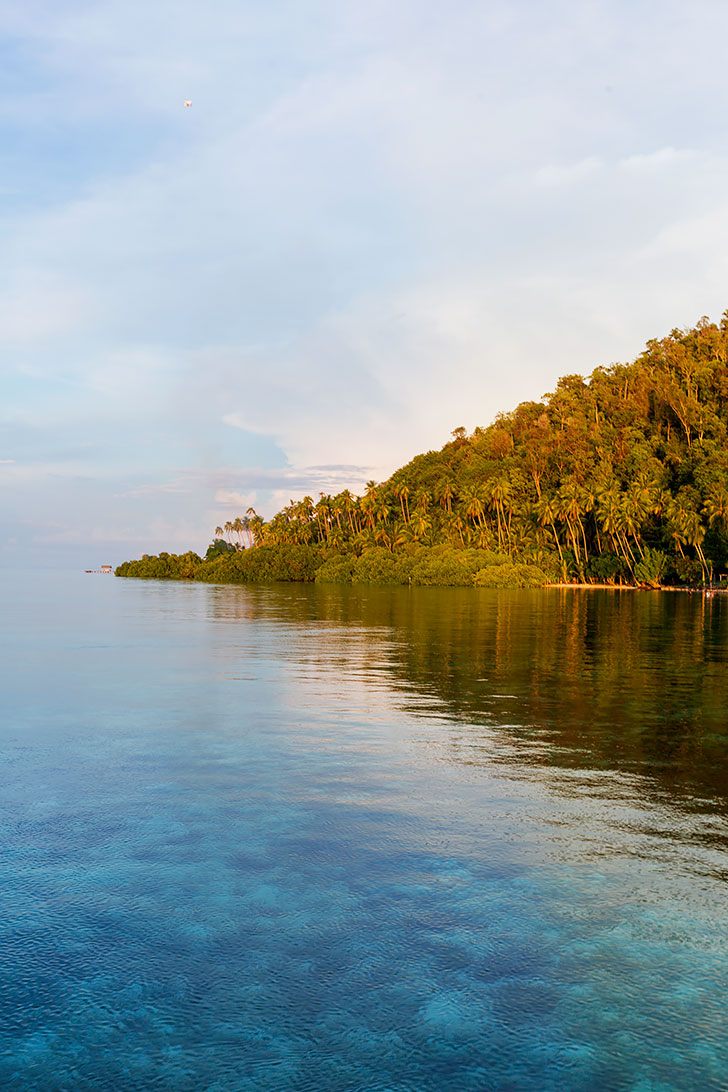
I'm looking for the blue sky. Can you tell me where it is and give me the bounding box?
[3,0,728,565]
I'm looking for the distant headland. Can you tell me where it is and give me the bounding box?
[117,315,728,590]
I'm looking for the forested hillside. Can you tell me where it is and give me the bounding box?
[117,315,728,588]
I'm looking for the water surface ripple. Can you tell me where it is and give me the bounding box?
[0,574,726,1089]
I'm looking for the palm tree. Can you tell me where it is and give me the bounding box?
[375,497,391,529]
[595,483,631,568]
[339,489,358,536]
[665,492,709,580]
[352,528,376,554]
[437,479,455,514]
[443,511,467,547]
[475,526,495,550]
[394,484,410,524]
[315,495,332,543]
[535,495,566,579]
[410,509,432,542]
[703,486,728,529]
[374,525,392,550]
[391,521,409,550]
[664,496,691,559]
[413,488,431,513]
[555,482,593,572]
[485,476,514,552]
[460,486,485,531]
[246,509,265,546]
[688,520,710,581]
[360,492,376,532]
[328,525,345,549]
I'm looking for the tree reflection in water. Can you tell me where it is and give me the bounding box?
[207,584,728,817]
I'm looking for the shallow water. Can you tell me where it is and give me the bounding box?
[0,573,726,1090]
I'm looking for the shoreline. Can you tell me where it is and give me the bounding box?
[547,582,724,592]
[115,572,725,593]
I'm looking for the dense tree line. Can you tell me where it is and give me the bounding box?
[118,315,728,587]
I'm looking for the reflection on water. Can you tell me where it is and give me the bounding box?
[0,575,726,1090]
[209,583,728,808]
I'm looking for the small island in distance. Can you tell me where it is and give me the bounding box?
[117,314,728,590]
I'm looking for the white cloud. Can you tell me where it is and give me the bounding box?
[619,147,695,172]
[533,157,602,188]
[0,271,89,345]
[214,489,256,508]
[222,414,254,432]
[5,0,728,551]
[118,479,192,499]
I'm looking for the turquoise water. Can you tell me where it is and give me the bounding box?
[1,573,726,1090]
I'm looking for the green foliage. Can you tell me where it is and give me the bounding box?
[586,553,626,584]
[351,549,409,585]
[672,557,704,586]
[473,563,548,588]
[314,547,530,587]
[408,547,489,586]
[118,314,728,589]
[634,548,669,588]
[314,555,356,584]
[117,545,324,584]
[115,551,203,580]
[205,538,236,560]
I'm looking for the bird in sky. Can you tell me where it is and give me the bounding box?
[183,100,192,108]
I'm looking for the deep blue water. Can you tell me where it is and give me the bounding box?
[1,572,727,1090]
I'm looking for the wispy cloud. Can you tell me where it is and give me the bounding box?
[4,0,728,557]
[532,157,602,188]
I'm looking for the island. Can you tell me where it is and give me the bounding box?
[117,315,728,589]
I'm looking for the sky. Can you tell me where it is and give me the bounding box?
[3,0,728,566]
